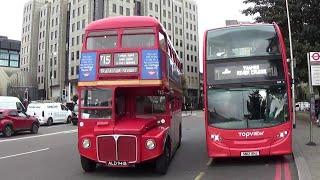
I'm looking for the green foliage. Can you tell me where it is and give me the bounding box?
[242,0,320,82]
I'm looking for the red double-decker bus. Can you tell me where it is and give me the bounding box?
[203,23,292,158]
[77,16,183,174]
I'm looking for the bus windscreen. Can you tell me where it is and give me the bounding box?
[206,25,280,60]
[207,84,288,129]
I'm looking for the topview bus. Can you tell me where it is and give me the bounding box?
[77,16,183,174]
[203,23,292,158]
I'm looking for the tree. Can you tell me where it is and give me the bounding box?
[242,0,320,82]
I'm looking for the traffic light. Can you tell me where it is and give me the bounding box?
[62,89,66,99]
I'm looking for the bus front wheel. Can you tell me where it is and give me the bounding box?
[155,141,171,175]
[80,156,96,172]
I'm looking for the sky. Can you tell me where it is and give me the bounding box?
[0,0,255,71]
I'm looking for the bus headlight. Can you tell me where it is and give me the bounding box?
[210,134,222,142]
[146,139,156,150]
[82,138,91,149]
[276,130,288,139]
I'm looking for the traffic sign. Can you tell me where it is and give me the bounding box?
[310,52,320,62]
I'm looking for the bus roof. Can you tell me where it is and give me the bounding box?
[86,16,162,31]
[206,23,275,33]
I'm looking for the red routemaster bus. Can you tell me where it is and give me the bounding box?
[77,16,183,174]
[203,23,292,158]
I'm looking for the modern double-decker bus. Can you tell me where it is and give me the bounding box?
[77,16,183,174]
[203,23,292,158]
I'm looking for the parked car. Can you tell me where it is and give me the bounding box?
[295,102,310,111]
[26,102,72,126]
[0,96,26,112]
[0,109,39,137]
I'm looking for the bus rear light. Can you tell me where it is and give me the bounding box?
[276,130,288,139]
[210,134,222,142]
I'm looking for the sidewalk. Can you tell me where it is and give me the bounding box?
[294,112,320,180]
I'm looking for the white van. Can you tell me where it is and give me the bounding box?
[0,96,26,112]
[26,102,72,126]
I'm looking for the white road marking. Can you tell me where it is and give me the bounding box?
[0,148,50,160]
[206,158,213,166]
[194,172,205,180]
[0,129,77,143]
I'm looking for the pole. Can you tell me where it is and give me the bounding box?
[285,0,296,128]
[68,82,71,102]
[306,53,316,146]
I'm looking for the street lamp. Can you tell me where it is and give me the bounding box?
[285,0,296,128]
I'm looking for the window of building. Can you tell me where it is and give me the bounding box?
[83,5,86,14]
[112,4,116,13]
[120,6,123,15]
[77,21,80,30]
[72,38,74,46]
[76,65,79,74]
[126,8,130,16]
[76,51,79,59]
[191,55,193,62]
[71,52,74,60]
[54,70,56,78]
[187,65,189,72]
[163,10,166,17]
[78,7,81,16]
[195,67,197,73]
[55,17,58,26]
[149,2,153,10]
[71,66,74,75]
[168,11,171,18]
[72,9,75,18]
[77,36,79,45]
[191,66,193,72]
[54,57,57,65]
[155,4,158,12]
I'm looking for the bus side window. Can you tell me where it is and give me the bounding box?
[159,31,167,52]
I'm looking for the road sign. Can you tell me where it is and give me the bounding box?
[311,65,320,86]
[310,52,320,62]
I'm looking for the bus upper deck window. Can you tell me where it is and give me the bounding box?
[122,28,155,48]
[86,30,118,50]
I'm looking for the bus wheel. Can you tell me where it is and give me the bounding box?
[155,141,171,175]
[81,156,96,172]
[47,118,53,126]
[177,124,182,148]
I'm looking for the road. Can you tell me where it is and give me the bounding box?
[0,112,298,180]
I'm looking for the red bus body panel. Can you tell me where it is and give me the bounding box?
[78,16,182,166]
[203,23,293,158]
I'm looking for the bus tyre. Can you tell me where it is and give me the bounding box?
[81,156,96,172]
[155,141,171,175]
[177,124,182,148]
[3,125,13,137]
[47,118,53,126]
[66,116,71,124]
[31,123,39,134]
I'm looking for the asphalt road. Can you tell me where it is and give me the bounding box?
[0,112,298,180]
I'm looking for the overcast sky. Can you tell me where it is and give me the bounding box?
[0,0,254,71]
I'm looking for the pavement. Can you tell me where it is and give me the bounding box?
[294,112,320,180]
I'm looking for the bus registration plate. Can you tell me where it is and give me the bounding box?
[240,151,259,156]
[107,161,129,167]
